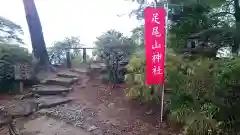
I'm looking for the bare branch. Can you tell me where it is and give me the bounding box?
[211,12,235,18]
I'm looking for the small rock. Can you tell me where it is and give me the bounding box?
[145,110,153,115]
[80,85,86,88]
[34,94,41,98]
[160,123,167,129]
[102,120,110,124]
[92,84,99,87]
[74,121,83,127]
[87,125,98,132]
[107,103,115,108]
[61,92,67,97]
[93,129,103,135]
[118,108,125,111]
[20,93,34,100]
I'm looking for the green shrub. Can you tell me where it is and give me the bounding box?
[166,56,240,134]
[213,57,240,133]
[166,56,223,134]
[125,48,187,102]
[0,43,31,93]
[125,49,160,101]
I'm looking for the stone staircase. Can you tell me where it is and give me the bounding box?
[35,68,87,95]
[0,68,88,126]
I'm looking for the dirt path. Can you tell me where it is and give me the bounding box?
[0,69,179,135]
[67,74,179,135]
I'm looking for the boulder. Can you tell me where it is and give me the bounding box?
[1,100,39,117]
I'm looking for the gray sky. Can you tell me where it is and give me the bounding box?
[0,0,140,50]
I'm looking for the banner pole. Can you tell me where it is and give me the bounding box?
[160,1,168,123]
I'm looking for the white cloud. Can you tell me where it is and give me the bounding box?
[0,0,139,50]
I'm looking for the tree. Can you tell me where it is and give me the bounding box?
[22,0,50,67]
[0,43,31,93]
[129,0,239,56]
[48,36,82,65]
[131,25,144,47]
[0,16,24,44]
[170,4,234,57]
[94,30,136,58]
[94,30,136,85]
[168,0,240,53]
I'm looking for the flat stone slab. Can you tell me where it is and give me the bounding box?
[0,100,38,117]
[22,116,91,135]
[90,64,102,69]
[32,85,71,95]
[57,71,80,78]
[42,77,78,87]
[34,96,73,109]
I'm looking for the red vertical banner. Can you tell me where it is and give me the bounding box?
[145,7,166,85]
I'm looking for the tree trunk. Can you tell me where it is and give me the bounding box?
[233,0,240,54]
[22,0,50,66]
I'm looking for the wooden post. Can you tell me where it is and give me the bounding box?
[19,81,24,93]
[83,48,87,63]
[66,49,71,68]
[160,84,165,122]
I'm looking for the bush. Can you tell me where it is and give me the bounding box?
[125,49,160,101]
[125,48,240,134]
[125,48,183,102]
[166,56,240,134]
[160,54,222,134]
[214,57,240,133]
[0,43,31,93]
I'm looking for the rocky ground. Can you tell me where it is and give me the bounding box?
[0,66,180,135]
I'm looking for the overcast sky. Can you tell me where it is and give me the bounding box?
[0,0,140,50]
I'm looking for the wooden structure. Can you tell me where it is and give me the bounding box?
[14,63,33,92]
[65,47,96,68]
[65,45,133,68]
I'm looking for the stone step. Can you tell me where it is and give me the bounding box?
[35,96,73,109]
[41,77,78,87]
[70,68,88,74]
[57,71,80,78]
[32,85,72,95]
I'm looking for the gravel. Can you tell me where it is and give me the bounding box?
[37,103,104,135]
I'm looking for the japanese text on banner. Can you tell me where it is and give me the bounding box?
[145,7,166,85]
